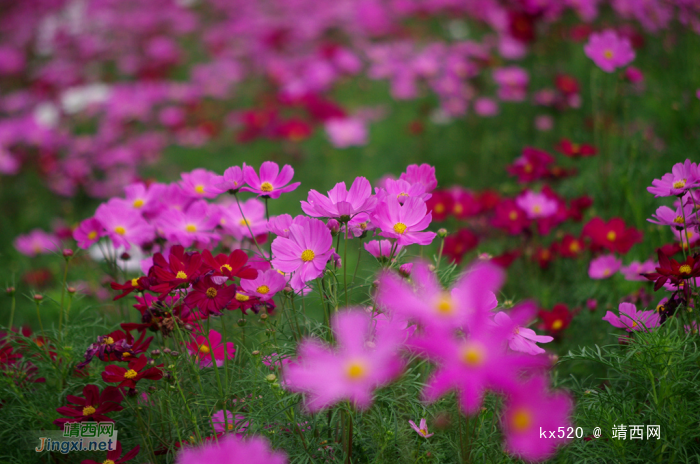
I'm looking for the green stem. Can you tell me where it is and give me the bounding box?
[58,257,70,333]
[8,293,15,329]
[234,193,266,258]
[343,224,349,308]
[35,300,44,334]
[435,235,446,271]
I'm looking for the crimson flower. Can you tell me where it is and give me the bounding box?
[532,245,557,269]
[443,229,479,264]
[507,147,555,183]
[582,217,643,254]
[555,74,580,95]
[538,304,572,334]
[642,250,700,291]
[81,441,140,464]
[102,355,163,389]
[184,275,237,318]
[110,276,151,300]
[150,246,203,296]
[491,199,530,235]
[78,329,153,369]
[558,234,585,259]
[425,190,454,222]
[555,139,597,158]
[201,249,258,282]
[491,250,522,268]
[54,384,124,428]
[567,195,593,221]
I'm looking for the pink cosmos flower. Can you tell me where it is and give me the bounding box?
[375,178,431,205]
[399,164,437,192]
[515,190,558,219]
[492,306,553,355]
[325,117,368,148]
[158,201,219,248]
[534,114,554,132]
[175,435,286,464]
[583,29,635,72]
[94,201,155,250]
[186,330,235,368]
[267,214,295,238]
[180,168,220,199]
[211,410,248,433]
[647,160,700,197]
[283,310,405,411]
[14,229,60,257]
[74,217,106,249]
[218,198,268,240]
[271,216,334,291]
[493,67,529,101]
[301,177,377,221]
[588,254,622,279]
[648,203,696,229]
[239,269,286,301]
[408,418,433,438]
[210,165,246,195]
[242,161,301,199]
[372,197,436,246]
[122,182,165,214]
[602,302,660,332]
[501,375,573,462]
[364,240,403,260]
[473,98,499,117]
[376,261,502,332]
[620,259,657,281]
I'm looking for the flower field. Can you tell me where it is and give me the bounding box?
[2,1,700,463]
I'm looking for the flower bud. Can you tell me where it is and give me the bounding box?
[437,228,448,238]
[170,351,180,358]
[399,263,413,278]
[259,314,268,322]
[6,287,15,297]
[120,252,131,261]
[237,318,247,327]
[150,349,161,358]
[327,219,341,235]
[183,324,195,332]
[265,374,277,383]
[147,359,155,366]
[33,294,44,302]
[251,350,261,356]
[62,249,74,258]
[162,347,172,354]
[67,287,76,294]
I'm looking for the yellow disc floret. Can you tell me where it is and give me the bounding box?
[673,179,687,190]
[260,182,274,192]
[460,343,485,367]
[175,271,188,279]
[83,405,96,416]
[195,185,205,194]
[124,369,138,379]
[206,287,218,298]
[104,337,115,345]
[114,226,126,235]
[88,231,97,240]
[235,293,249,302]
[199,345,210,354]
[393,222,407,234]
[606,231,616,241]
[551,320,563,330]
[221,264,233,272]
[185,224,197,232]
[301,249,315,262]
[511,408,532,432]
[257,285,270,294]
[345,360,367,380]
[679,264,692,274]
[132,199,144,208]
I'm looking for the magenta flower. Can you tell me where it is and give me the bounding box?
[493,67,529,101]
[180,168,220,199]
[158,201,219,247]
[123,182,165,214]
[473,97,499,117]
[325,117,368,148]
[602,302,660,332]
[648,203,696,229]
[501,375,573,462]
[271,216,333,290]
[583,29,635,72]
[376,261,502,332]
[399,164,437,192]
[239,269,286,301]
[211,410,248,433]
[267,214,295,238]
[588,255,622,279]
[364,240,403,260]
[620,259,657,281]
[376,178,431,205]
[492,307,553,356]
[648,160,700,197]
[175,435,286,464]
[301,176,377,221]
[515,190,558,219]
[74,217,105,250]
[210,165,246,194]
[218,198,268,240]
[95,201,155,250]
[408,418,433,439]
[372,196,436,246]
[242,161,301,199]
[186,330,235,368]
[283,310,405,411]
[14,229,60,257]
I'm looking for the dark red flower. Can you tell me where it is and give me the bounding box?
[507,147,555,183]
[184,275,238,318]
[658,242,682,258]
[538,303,572,334]
[491,249,521,268]
[558,234,585,259]
[151,246,203,296]
[568,195,593,222]
[477,190,500,212]
[426,190,454,222]
[54,384,124,428]
[642,250,700,291]
[582,217,643,255]
[78,329,153,369]
[508,11,537,42]
[570,24,592,42]
[81,441,140,464]
[443,229,479,264]
[276,118,312,142]
[491,199,530,235]
[449,188,481,219]
[555,139,597,158]
[533,244,557,269]
[555,75,580,95]
[110,276,151,301]
[201,249,258,282]
[102,355,163,389]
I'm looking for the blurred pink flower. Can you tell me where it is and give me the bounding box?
[583,29,635,72]
[325,118,368,148]
[408,418,433,438]
[515,190,558,219]
[602,302,660,332]
[14,229,60,257]
[186,330,235,368]
[588,255,622,279]
[372,196,436,246]
[301,176,377,220]
[175,435,286,464]
[473,97,499,117]
[211,410,248,433]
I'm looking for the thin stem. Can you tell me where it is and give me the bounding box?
[8,292,15,329]
[234,193,266,258]
[351,239,363,285]
[435,235,446,271]
[58,259,69,332]
[343,224,349,308]
[34,300,44,334]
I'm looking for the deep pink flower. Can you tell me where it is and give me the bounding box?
[239,269,286,301]
[186,330,235,368]
[242,161,301,199]
[122,182,165,214]
[267,214,296,238]
[501,375,573,462]
[620,259,657,281]
[74,218,106,250]
[180,168,220,199]
[589,255,622,279]
[283,310,405,411]
[372,196,436,246]
[507,147,555,183]
[210,165,246,194]
[602,302,661,332]
[493,67,529,101]
[408,418,433,438]
[491,199,530,235]
[473,98,499,117]
[80,441,140,464]
[54,384,124,428]
[364,240,403,261]
[584,29,635,72]
[271,216,334,291]
[399,164,437,192]
[175,435,286,464]
[94,201,155,250]
[218,198,268,240]
[325,117,368,148]
[492,305,553,355]
[515,190,558,219]
[14,229,60,257]
[375,178,431,205]
[211,410,248,434]
[648,160,700,197]
[158,201,219,247]
[301,176,377,220]
[648,203,696,229]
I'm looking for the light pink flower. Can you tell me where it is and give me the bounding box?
[217,198,268,240]
[325,118,368,148]
[493,67,529,101]
[473,97,499,117]
[14,229,60,257]
[175,435,286,464]
[186,330,235,368]
[620,259,657,281]
[74,217,105,250]
[515,190,558,219]
[399,164,437,192]
[364,240,402,260]
[301,177,377,220]
[157,201,219,247]
[408,418,433,438]
[211,410,248,433]
[647,159,700,197]
[492,306,553,355]
[372,196,436,246]
[239,269,286,301]
[180,168,220,199]
[588,254,622,279]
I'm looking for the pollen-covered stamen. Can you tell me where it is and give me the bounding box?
[679,264,692,275]
[345,360,368,380]
[571,143,580,153]
[88,231,98,240]
[603,49,613,59]
[673,179,687,190]
[124,369,138,379]
[103,459,116,464]
[460,342,485,366]
[569,241,581,253]
[133,199,145,208]
[674,216,684,224]
[551,319,563,330]
[523,163,533,173]
[195,185,205,194]
[220,264,233,272]
[606,231,616,241]
[434,293,454,315]
[239,218,250,226]
[235,293,249,302]
[104,337,115,345]
[206,287,218,298]
[114,226,126,235]
[257,285,270,294]
[508,211,518,221]
[260,182,274,192]
[227,424,234,431]
[532,204,542,214]
[175,271,188,279]
[83,405,96,416]
[301,249,315,262]
[631,321,638,328]
[199,345,210,354]
[434,203,445,214]
[510,408,532,432]
[656,304,665,313]
[185,223,197,232]
[131,278,139,287]
[393,222,407,234]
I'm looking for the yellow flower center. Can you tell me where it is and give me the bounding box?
[606,231,616,241]
[301,249,315,262]
[345,360,367,380]
[195,185,205,194]
[199,345,210,354]
[221,264,233,272]
[604,49,613,59]
[132,199,144,208]
[104,337,115,345]
[571,143,580,153]
[603,268,611,277]
[511,408,531,432]
[175,271,188,279]
[393,222,407,234]
[509,211,518,221]
[674,216,684,224]
[83,406,96,416]
[185,224,197,232]
[551,320,563,330]
[103,460,116,464]
[632,321,638,328]
[260,182,274,192]
[239,218,250,226]
[257,285,270,294]
[206,287,218,298]
[460,343,485,366]
[235,293,249,302]
[88,231,97,240]
[434,293,453,315]
[532,205,542,214]
[124,369,138,379]
[131,278,139,287]
[524,163,533,173]
[454,203,464,215]
[397,192,409,199]
[656,304,665,313]
[679,264,692,274]
[434,203,445,214]
[569,241,580,253]
[673,179,686,189]
[114,226,126,235]
[227,423,234,430]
